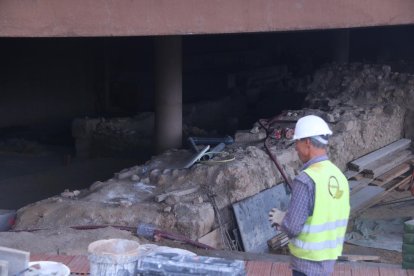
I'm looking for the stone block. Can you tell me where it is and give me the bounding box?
[234,130,266,143]
[72,118,100,138]
[198,228,226,250]
[137,252,246,275]
[0,260,8,276]
[0,246,29,276]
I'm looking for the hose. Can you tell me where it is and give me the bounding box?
[258,116,293,190]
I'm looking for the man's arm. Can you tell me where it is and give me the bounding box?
[280,173,314,238]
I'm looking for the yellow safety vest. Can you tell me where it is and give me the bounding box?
[288,160,350,261]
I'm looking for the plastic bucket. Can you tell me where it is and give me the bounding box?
[27,261,70,276]
[88,239,141,276]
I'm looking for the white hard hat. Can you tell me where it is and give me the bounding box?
[293,115,333,140]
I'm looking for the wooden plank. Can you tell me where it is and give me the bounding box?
[350,178,373,195]
[350,186,385,213]
[349,139,411,171]
[395,175,413,191]
[352,175,412,217]
[375,163,411,183]
[344,170,360,179]
[363,151,412,178]
[338,254,380,262]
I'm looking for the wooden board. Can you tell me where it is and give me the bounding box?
[344,170,360,179]
[350,177,373,195]
[338,254,380,262]
[352,175,412,217]
[363,151,412,178]
[371,162,411,186]
[350,186,385,213]
[348,138,411,171]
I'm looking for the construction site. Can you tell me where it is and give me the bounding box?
[1,1,414,275]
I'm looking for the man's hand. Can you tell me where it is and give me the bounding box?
[268,208,286,227]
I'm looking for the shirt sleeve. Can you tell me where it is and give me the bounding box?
[281,172,314,238]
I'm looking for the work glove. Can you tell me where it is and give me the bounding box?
[268,208,286,227]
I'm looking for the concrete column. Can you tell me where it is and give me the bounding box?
[154,36,182,154]
[333,29,350,63]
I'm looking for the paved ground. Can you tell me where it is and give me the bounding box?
[32,253,414,275]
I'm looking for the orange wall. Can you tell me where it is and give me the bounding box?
[1,0,414,37]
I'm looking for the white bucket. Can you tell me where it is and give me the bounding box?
[88,239,141,276]
[27,261,70,276]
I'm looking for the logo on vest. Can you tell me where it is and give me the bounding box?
[328,176,343,199]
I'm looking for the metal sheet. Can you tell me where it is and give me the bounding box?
[232,184,290,253]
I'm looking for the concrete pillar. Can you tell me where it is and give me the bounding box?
[154,36,182,154]
[333,29,350,63]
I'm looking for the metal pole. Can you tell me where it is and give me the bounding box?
[154,36,182,154]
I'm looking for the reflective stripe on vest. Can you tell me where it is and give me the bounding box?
[290,236,345,251]
[301,219,348,234]
[288,160,350,261]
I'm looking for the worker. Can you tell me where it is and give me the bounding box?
[269,115,350,276]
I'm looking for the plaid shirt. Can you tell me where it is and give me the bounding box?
[281,155,336,276]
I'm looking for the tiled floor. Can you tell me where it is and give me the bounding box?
[32,254,414,275]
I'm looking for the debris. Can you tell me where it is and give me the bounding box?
[133,182,156,194]
[60,189,80,198]
[136,223,214,250]
[188,136,234,149]
[346,217,407,252]
[193,196,203,204]
[182,145,210,169]
[234,130,266,143]
[131,174,140,181]
[155,186,200,203]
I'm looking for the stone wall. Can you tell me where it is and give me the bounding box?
[15,63,412,248]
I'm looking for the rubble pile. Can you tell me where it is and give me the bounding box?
[306,63,414,141]
[72,113,154,159]
[306,63,414,109]
[13,63,411,250]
